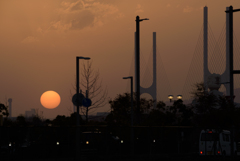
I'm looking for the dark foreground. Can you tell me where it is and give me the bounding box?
[2,154,240,161]
[1,126,240,160]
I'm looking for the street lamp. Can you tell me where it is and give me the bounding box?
[225,6,240,157]
[168,95,173,102]
[123,76,133,126]
[123,76,134,155]
[136,16,149,125]
[168,95,182,102]
[225,6,240,105]
[76,56,90,159]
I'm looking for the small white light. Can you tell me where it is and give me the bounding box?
[153,140,156,143]
[121,140,123,143]
[9,142,11,147]
[56,142,59,145]
[86,141,89,144]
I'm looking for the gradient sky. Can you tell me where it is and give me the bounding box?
[1,0,240,119]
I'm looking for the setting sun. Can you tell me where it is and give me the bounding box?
[40,91,61,109]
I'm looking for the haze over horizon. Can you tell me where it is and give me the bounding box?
[1,0,240,119]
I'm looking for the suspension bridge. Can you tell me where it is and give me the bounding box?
[125,6,240,105]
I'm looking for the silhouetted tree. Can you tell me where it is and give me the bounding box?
[145,99,193,126]
[70,61,108,123]
[156,101,166,111]
[105,92,153,126]
[32,116,43,126]
[174,100,193,126]
[52,113,84,126]
[52,115,67,126]
[80,61,108,123]
[191,82,219,114]
[16,115,26,126]
[0,103,9,117]
[68,112,84,125]
[44,119,52,126]
[190,82,239,127]
[3,117,13,126]
[143,100,185,126]
[145,109,166,126]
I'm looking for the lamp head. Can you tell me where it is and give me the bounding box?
[168,95,173,102]
[177,95,183,100]
[168,95,173,100]
[77,56,91,60]
[123,76,132,79]
[139,18,149,22]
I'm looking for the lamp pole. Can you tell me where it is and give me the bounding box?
[225,6,240,104]
[123,77,134,127]
[135,16,149,124]
[76,56,90,160]
[225,6,240,157]
[123,76,134,155]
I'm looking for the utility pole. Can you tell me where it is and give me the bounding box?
[135,16,148,124]
[226,6,240,105]
[225,5,240,157]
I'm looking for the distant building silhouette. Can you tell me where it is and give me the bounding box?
[81,112,109,122]
[25,109,36,118]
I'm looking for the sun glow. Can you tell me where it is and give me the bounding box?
[40,90,61,109]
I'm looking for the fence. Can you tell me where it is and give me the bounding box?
[0,126,240,160]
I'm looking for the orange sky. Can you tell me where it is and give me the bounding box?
[1,0,240,119]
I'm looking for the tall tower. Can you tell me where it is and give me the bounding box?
[221,7,230,96]
[203,6,230,95]
[135,32,157,108]
[203,6,211,91]
[8,98,12,118]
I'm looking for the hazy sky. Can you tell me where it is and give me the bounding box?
[1,0,240,119]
